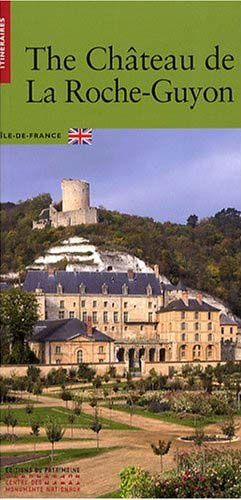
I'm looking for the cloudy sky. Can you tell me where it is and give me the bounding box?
[1,129,241,223]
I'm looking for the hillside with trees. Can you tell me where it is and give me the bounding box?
[0,195,241,316]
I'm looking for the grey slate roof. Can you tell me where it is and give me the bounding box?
[33,318,113,343]
[220,313,237,326]
[159,298,220,313]
[23,271,164,295]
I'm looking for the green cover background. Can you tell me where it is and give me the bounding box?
[0,1,241,143]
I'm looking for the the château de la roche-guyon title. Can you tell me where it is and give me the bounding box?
[24,45,238,110]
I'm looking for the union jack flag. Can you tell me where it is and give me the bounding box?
[68,128,93,145]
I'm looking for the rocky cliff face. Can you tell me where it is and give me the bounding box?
[28,236,169,279]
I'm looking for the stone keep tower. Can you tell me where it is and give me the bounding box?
[33,178,98,229]
[62,179,90,212]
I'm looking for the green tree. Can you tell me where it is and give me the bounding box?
[8,413,18,436]
[33,381,43,402]
[0,288,39,363]
[90,414,102,450]
[45,418,65,462]
[61,389,72,409]
[30,419,40,451]
[67,413,76,439]
[187,214,198,228]
[3,409,13,433]
[151,440,171,472]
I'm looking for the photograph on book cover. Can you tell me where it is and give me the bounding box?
[0,0,241,498]
[0,128,241,497]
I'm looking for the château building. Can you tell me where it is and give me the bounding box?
[24,268,240,374]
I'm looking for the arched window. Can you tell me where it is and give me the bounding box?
[146,284,152,296]
[159,348,166,362]
[193,344,201,360]
[206,344,214,359]
[76,349,83,364]
[180,345,186,360]
[149,348,155,362]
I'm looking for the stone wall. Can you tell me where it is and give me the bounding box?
[0,362,126,378]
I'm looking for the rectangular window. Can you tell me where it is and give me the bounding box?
[60,300,64,309]
[181,311,185,319]
[208,312,212,320]
[195,311,199,319]
[81,300,86,307]
[148,312,153,322]
[92,311,98,323]
[195,322,199,331]
[73,302,76,307]
[93,300,97,308]
[45,311,48,320]
[148,301,152,309]
[208,333,213,342]
[114,312,118,323]
[99,359,104,363]
[82,311,87,322]
[59,310,64,319]
[69,311,75,319]
[221,327,224,334]
[230,327,233,334]
[99,346,104,354]
[124,312,128,322]
[181,322,186,330]
[104,301,108,308]
[103,311,108,323]
[208,322,212,330]
[55,346,61,354]
[124,302,128,308]
[181,333,186,341]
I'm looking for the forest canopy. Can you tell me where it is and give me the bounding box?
[0,195,241,317]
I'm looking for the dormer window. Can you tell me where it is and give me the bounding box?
[79,282,86,295]
[57,283,63,294]
[122,283,129,295]
[146,284,152,296]
[102,283,108,294]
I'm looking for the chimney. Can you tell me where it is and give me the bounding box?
[182,290,189,306]
[127,268,134,281]
[86,315,93,336]
[154,264,160,279]
[196,292,203,305]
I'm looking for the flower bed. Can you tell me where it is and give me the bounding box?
[178,434,239,443]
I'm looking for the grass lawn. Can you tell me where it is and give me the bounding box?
[0,434,94,445]
[109,404,230,427]
[0,447,115,477]
[0,406,138,430]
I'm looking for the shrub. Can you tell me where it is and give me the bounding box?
[0,433,18,443]
[46,368,67,386]
[78,363,96,382]
[120,466,154,498]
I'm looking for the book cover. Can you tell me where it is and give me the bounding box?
[0,0,241,498]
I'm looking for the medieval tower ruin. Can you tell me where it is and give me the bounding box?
[33,179,98,229]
